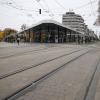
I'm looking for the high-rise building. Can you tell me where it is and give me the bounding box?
[62,12,85,33]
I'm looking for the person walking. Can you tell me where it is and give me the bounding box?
[17,37,20,45]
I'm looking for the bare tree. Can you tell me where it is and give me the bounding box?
[20,24,27,31]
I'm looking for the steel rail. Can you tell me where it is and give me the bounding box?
[83,58,100,100]
[4,49,90,100]
[0,47,48,59]
[0,48,84,80]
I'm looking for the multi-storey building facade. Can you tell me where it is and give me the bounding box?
[62,12,85,33]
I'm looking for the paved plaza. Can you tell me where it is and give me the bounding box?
[0,42,100,100]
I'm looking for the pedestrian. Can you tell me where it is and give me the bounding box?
[30,38,32,43]
[17,37,20,45]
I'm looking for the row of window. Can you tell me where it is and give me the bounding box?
[62,20,84,23]
[63,22,85,25]
[63,23,85,27]
[63,19,84,23]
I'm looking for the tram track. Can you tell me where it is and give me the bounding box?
[73,50,100,100]
[0,48,85,80]
[3,48,91,100]
[0,47,49,59]
[0,43,60,59]
[0,44,80,59]
[0,43,92,60]
[81,58,100,100]
[83,59,100,100]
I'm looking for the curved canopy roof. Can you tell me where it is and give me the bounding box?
[18,20,84,35]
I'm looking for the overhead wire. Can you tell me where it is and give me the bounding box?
[35,0,45,10]
[0,0,40,20]
[0,0,98,20]
[74,0,97,10]
[42,0,54,18]
[0,0,39,12]
[89,0,96,16]
[50,0,98,18]
[0,0,97,15]
[53,0,66,11]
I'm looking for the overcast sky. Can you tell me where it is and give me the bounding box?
[0,0,100,35]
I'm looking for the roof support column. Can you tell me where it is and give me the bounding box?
[29,29,31,42]
[39,25,42,43]
[58,26,60,43]
[69,30,72,42]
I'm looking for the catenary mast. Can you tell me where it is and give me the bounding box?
[94,0,100,26]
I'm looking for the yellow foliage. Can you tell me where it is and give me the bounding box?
[0,31,5,41]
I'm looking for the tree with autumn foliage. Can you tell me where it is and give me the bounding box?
[2,28,17,42]
[0,30,5,41]
[3,28,17,36]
